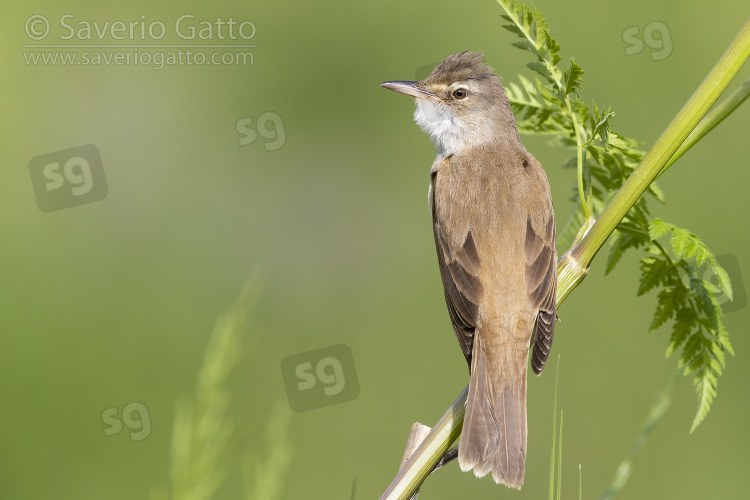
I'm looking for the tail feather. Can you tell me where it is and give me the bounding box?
[458,333,528,489]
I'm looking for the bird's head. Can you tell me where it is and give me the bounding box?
[381,51,519,157]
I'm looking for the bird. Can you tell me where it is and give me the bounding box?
[381,51,557,489]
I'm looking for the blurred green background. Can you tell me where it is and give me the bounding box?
[2,0,749,498]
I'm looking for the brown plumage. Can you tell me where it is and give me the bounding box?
[382,52,557,489]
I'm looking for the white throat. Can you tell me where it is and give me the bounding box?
[413,98,469,157]
[413,98,501,157]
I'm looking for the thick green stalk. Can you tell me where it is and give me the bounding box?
[658,76,750,178]
[379,16,750,500]
[568,16,750,274]
[378,388,466,500]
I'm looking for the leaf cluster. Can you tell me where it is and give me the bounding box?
[496,0,734,430]
[641,220,734,432]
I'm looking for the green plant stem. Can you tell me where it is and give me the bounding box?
[576,144,591,219]
[378,388,466,500]
[557,65,590,220]
[379,17,750,500]
[658,76,750,178]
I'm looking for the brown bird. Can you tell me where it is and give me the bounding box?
[381,52,557,489]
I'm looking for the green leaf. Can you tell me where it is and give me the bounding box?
[519,74,539,94]
[638,257,670,295]
[680,329,704,369]
[670,228,693,259]
[717,321,735,356]
[693,245,711,267]
[589,101,614,146]
[690,276,723,332]
[511,40,536,54]
[708,260,733,300]
[531,5,548,48]
[503,23,526,38]
[648,181,666,203]
[666,308,693,358]
[648,218,671,241]
[527,61,552,81]
[690,365,717,433]
[607,133,631,151]
[683,238,699,261]
[545,31,562,66]
[650,287,682,331]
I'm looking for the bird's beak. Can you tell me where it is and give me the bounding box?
[380,80,440,100]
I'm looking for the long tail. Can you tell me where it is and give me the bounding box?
[458,332,528,489]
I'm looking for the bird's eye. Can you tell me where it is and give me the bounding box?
[452,88,468,99]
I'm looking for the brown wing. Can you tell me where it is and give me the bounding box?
[430,172,483,367]
[524,190,557,375]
